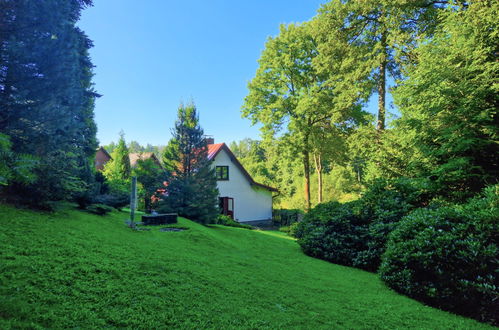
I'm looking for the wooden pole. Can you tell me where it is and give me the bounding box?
[129,176,137,228]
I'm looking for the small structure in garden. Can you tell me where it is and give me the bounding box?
[142,213,178,225]
[159,227,186,232]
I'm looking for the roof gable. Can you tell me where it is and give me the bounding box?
[208,143,277,192]
[129,152,162,168]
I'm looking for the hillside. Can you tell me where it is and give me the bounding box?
[0,204,491,329]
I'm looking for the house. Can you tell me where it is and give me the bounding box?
[207,140,277,225]
[95,146,112,171]
[129,152,162,169]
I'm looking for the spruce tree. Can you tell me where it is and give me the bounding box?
[0,0,98,204]
[103,132,131,182]
[159,103,219,224]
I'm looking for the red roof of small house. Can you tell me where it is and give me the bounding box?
[207,143,278,193]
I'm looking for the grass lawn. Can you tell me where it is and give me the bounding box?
[0,204,492,329]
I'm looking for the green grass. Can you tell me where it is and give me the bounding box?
[0,204,492,329]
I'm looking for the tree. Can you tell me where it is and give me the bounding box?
[132,157,166,212]
[0,133,37,187]
[103,132,131,182]
[0,0,98,203]
[393,0,499,200]
[314,0,443,132]
[243,23,361,210]
[159,103,219,224]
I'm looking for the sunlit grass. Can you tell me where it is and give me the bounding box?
[0,203,491,329]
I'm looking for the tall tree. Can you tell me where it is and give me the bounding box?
[159,103,219,224]
[243,22,364,210]
[0,0,98,203]
[393,0,499,200]
[314,0,443,132]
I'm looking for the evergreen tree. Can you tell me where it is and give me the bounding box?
[159,103,219,224]
[103,132,131,182]
[393,1,499,201]
[0,0,98,203]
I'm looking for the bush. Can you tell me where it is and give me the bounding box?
[296,178,431,271]
[216,215,253,230]
[295,200,369,267]
[279,222,301,237]
[353,178,432,271]
[93,192,129,210]
[86,204,114,215]
[380,185,499,325]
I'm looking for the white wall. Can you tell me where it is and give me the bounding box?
[212,149,273,222]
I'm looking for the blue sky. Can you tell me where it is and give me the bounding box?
[79,1,388,146]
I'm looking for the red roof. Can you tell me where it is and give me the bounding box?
[207,143,224,160]
[207,143,278,193]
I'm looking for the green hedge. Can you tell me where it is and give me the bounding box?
[380,186,498,325]
[295,178,429,271]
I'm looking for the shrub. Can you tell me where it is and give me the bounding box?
[93,192,129,210]
[296,178,432,271]
[216,215,253,230]
[380,185,498,325]
[86,204,114,215]
[354,178,432,271]
[295,200,369,267]
[288,222,300,237]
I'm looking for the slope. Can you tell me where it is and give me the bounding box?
[0,204,491,329]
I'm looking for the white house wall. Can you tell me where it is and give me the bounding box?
[212,149,273,222]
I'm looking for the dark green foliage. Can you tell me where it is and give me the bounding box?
[380,185,499,325]
[296,178,431,271]
[0,0,97,204]
[158,103,219,224]
[132,157,166,212]
[0,133,37,188]
[85,203,114,215]
[295,200,369,266]
[353,178,432,271]
[93,193,129,211]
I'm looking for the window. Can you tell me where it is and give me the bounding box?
[216,166,229,180]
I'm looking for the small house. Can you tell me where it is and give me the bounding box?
[207,141,277,225]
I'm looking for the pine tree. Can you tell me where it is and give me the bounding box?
[103,132,131,182]
[159,103,219,224]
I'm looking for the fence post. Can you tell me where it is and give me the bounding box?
[129,176,137,228]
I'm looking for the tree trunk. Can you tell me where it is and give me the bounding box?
[313,152,323,204]
[303,136,311,211]
[377,32,387,132]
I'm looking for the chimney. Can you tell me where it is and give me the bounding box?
[204,136,214,145]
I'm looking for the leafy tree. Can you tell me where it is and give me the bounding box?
[243,23,362,210]
[393,0,499,200]
[132,157,166,212]
[314,0,443,131]
[103,132,131,182]
[158,103,219,224]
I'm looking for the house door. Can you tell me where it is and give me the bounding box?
[219,197,234,219]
